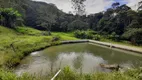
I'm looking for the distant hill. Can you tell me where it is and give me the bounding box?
[0,0,65,29]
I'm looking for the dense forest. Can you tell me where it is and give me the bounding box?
[1,0,142,80]
[1,0,142,45]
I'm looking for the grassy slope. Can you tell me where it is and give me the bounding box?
[0,26,77,67]
[52,32,77,40]
[0,26,142,80]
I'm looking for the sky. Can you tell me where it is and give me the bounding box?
[33,0,142,14]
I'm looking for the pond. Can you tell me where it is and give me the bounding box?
[15,43,142,75]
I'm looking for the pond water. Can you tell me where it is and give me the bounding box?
[15,43,142,75]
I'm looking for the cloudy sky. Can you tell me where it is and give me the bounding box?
[33,0,141,14]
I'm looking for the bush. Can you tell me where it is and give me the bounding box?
[93,34,101,41]
[74,30,96,39]
[122,28,142,45]
[0,8,22,28]
[108,32,121,41]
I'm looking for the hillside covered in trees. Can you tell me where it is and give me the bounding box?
[0,0,142,80]
[1,0,142,45]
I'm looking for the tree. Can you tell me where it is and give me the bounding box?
[128,20,140,28]
[60,21,69,32]
[71,0,86,15]
[138,1,142,11]
[87,12,103,30]
[119,4,131,11]
[0,8,21,28]
[68,19,89,31]
[112,2,120,9]
[122,28,142,45]
[138,10,142,26]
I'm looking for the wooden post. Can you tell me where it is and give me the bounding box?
[51,69,61,80]
[10,42,16,53]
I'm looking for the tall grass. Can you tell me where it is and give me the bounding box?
[0,66,141,80]
[0,26,142,80]
[0,26,76,68]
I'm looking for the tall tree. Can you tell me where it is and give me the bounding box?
[0,8,21,28]
[112,2,120,9]
[68,19,89,31]
[71,0,86,15]
[138,1,142,11]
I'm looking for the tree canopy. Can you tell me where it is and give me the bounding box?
[71,0,86,15]
[0,8,21,28]
[0,0,142,44]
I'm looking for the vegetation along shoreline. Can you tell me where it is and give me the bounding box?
[1,0,142,80]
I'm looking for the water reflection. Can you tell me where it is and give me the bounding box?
[15,52,109,75]
[15,43,142,76]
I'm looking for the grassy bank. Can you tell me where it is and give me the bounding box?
[0,66,142,80]
[0,26,142,80]
[0,26,141,68]
[0,26,77,68]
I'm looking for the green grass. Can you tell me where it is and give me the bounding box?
[52,32,78,40]
[15,27,43,35]
[0,26,142,80]
[0,26,77,68]
[0,66,141,80]
[0,30,52,67]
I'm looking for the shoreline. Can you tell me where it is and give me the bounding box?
[6,39,142,68]
[61,40,142,54]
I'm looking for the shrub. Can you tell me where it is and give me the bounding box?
[0,8,22,28]
[93,34,101,41]
[74,30,96,39]
[122,28,142,45]
[108,32,120,41]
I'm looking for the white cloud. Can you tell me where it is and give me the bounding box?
[33,0,74,13]
[33,0,142,14]
[85,0,114,14]
[33,0,114,14]
[126,0,141,10]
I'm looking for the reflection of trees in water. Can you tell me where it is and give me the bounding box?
[111,50,114,57]
[44,52,59,73]
[45,53,65,74]
[73,54,84,75]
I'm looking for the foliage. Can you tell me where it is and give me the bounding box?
[138,1,142,11]
[0,8,22,28]
[0,67,142,80]
[0,26,76,68]
[0,69,17,80]
[68,20,89,31]
[1,1,141,45]
[52,32,78,40]
[0,0,142,37]
[0,1,142,79]
[74,30,96,39]
[71,0,86,15]
[122,28,142,45]
[15,27,48,36]
[0,0,63,31]
[93,34,102,41]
